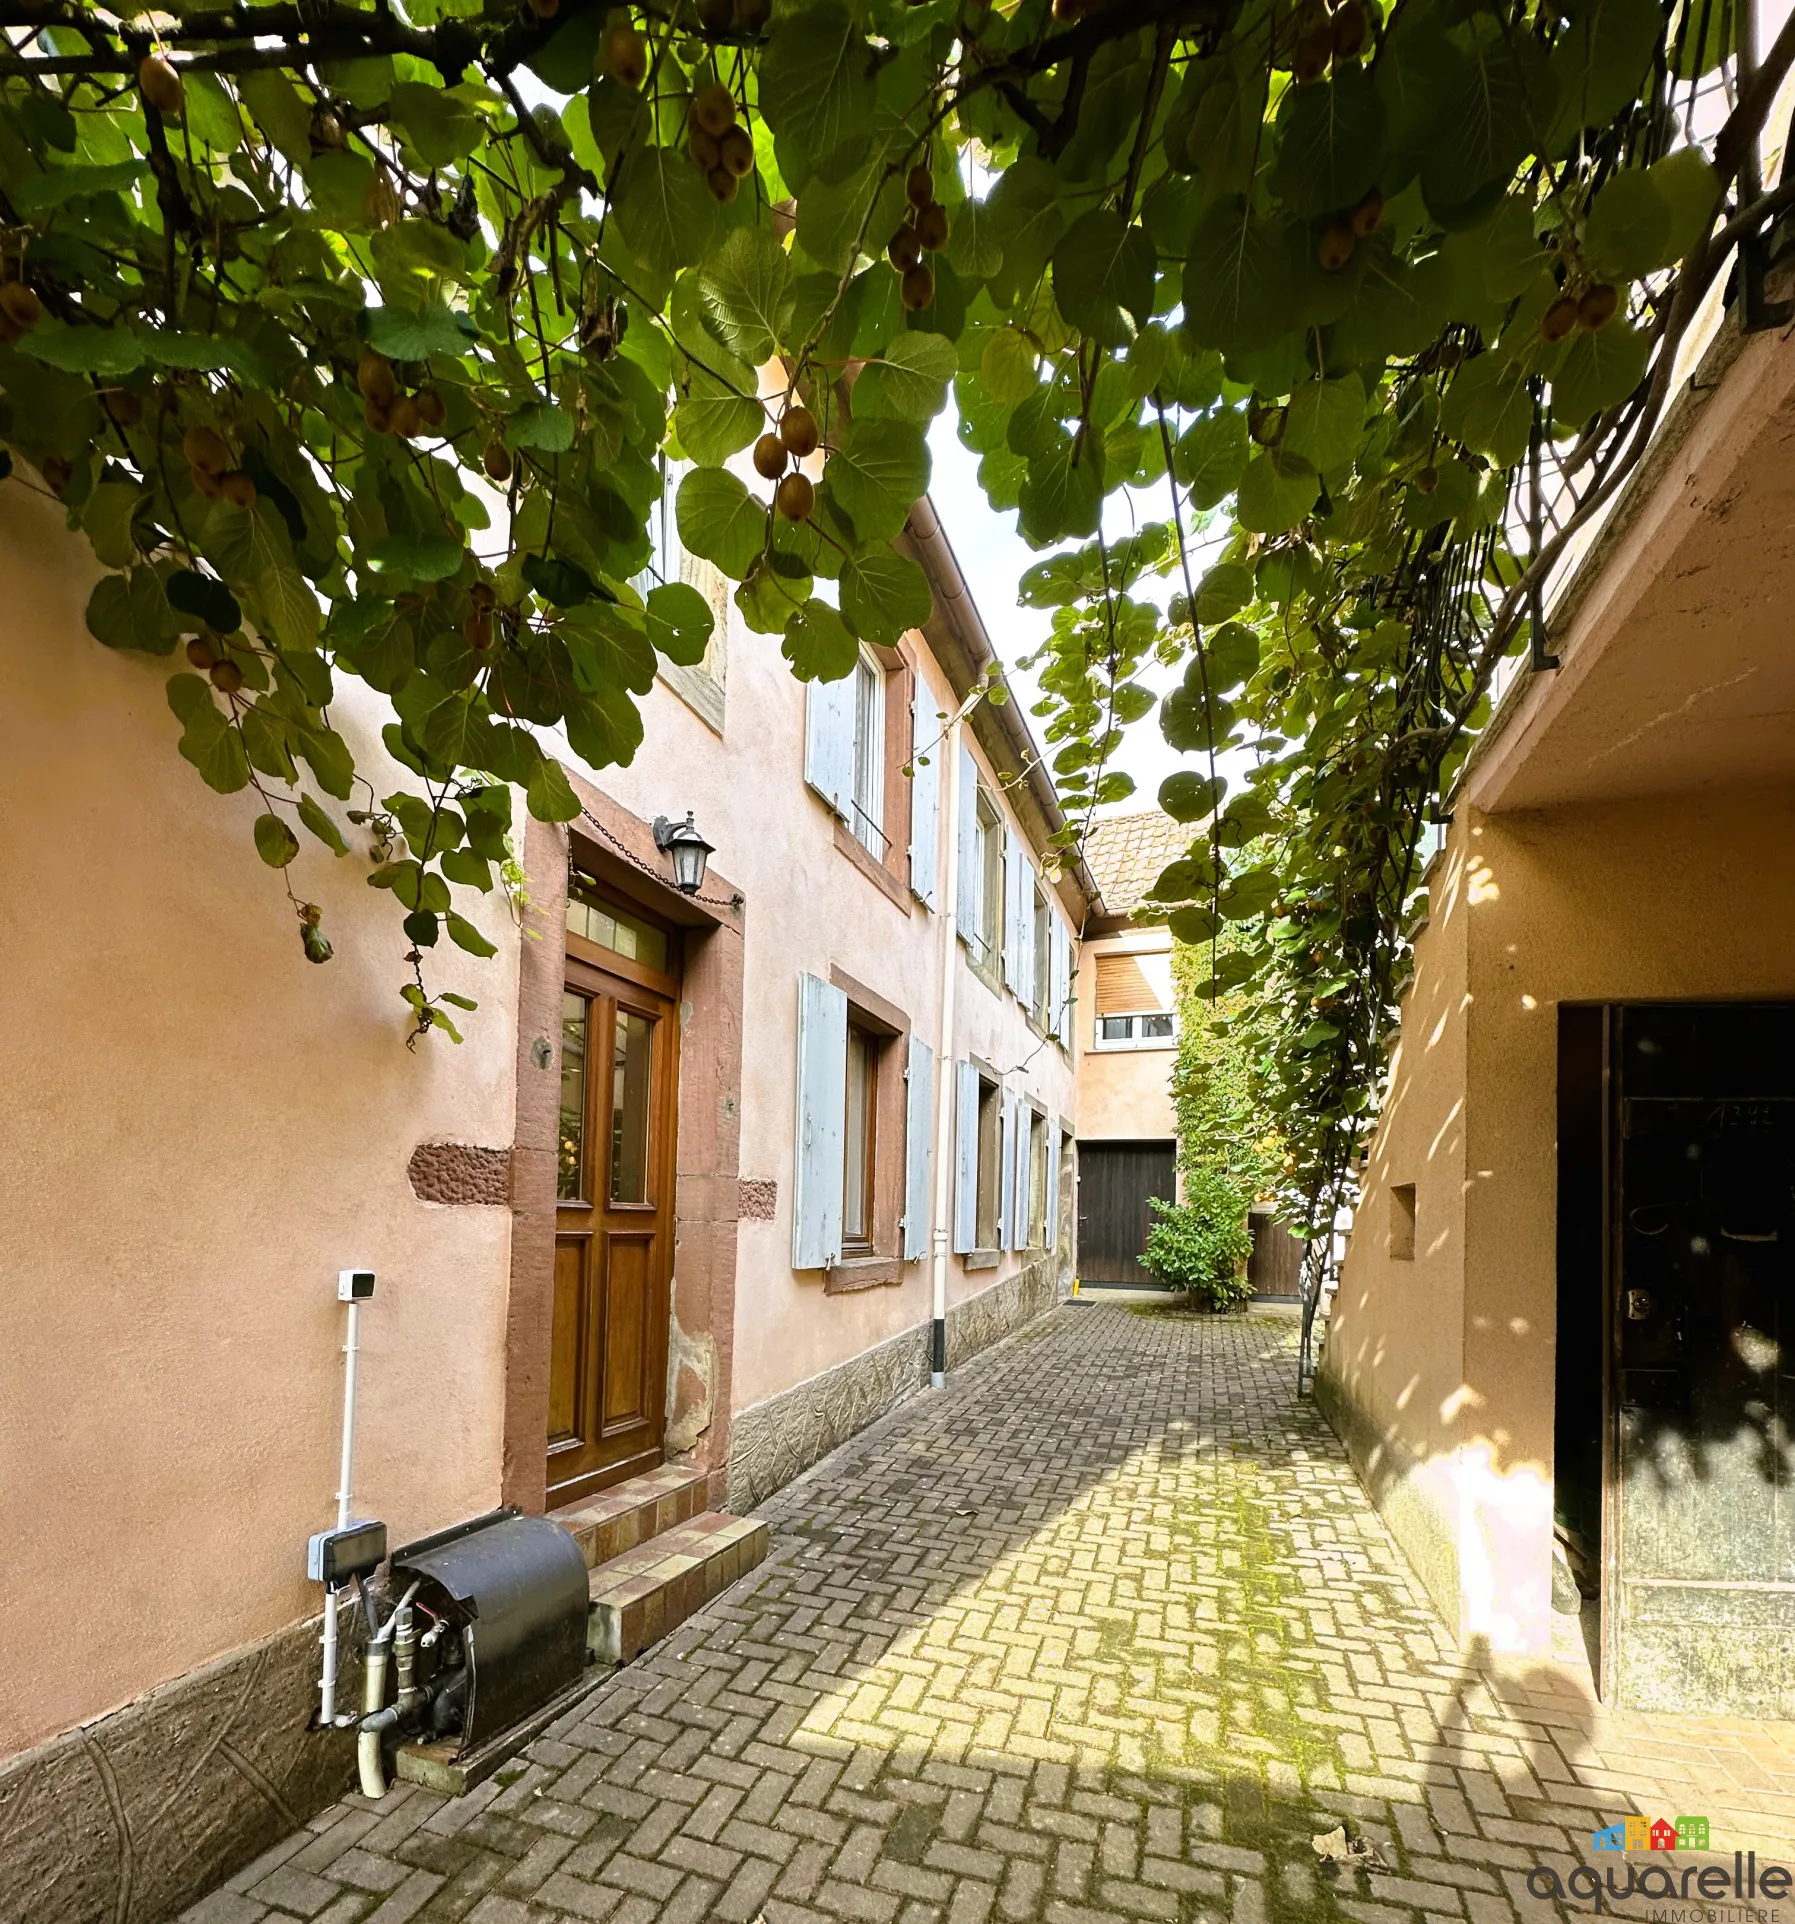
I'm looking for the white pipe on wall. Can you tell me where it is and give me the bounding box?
[318,1298,362,1728]
[929,712,963,1390]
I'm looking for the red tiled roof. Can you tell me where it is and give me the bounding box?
[1083,810,1192,917]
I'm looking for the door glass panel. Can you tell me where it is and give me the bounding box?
[610,1009,655,1203]
[558,992,590,1201]
[567,874,670,973]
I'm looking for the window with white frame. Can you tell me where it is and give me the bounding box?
[1092,946,1177,1050]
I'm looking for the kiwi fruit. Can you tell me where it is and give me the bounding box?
[753,432,788,479]
[776,471,814,521]
[780,405,818,457]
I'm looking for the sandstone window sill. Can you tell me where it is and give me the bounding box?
[825,1255,903,1294]
[962,1249,1001,1271]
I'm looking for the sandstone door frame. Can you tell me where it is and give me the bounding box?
[503,780,746,1516]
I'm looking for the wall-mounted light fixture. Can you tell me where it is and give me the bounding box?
[652,811,714,895]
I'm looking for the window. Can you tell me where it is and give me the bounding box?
[558,991,588,1201]
[848,649,886,859]
[637,454,730,730]
[976,788,1004,971]
[976,1072,1001,1249]
[567,871,671,973]
[1093,1011,1178,1049]
[842,1022,877,1251]
[1389,1183,1417,1261]
[1091,945,1175,1050]
[1028,1110,1048,1246]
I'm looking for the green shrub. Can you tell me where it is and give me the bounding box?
[1141,1172,1255,1310]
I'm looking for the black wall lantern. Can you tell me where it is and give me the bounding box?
[652,811,714,894]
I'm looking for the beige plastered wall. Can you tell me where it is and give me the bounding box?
[561,619,1075,1415]
[1322,785,1795,1657]
[0,489,522,1759]
[1074,929,1178,1143]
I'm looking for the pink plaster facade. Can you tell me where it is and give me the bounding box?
[1318,321,1795,1669]
[0,480,1083,1786]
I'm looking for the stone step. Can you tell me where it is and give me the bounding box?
[587,1513,769,1665]
[551,1463,710,1570]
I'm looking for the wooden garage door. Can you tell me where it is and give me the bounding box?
[1076,1141,1176,1285]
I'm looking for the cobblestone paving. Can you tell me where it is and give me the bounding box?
[186,1307,1795,1924]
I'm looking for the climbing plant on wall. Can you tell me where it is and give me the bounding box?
[0,0,1784,1191]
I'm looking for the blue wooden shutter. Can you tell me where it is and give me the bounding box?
[1001,830,1023,992]
[955,742,980,948]
[792,972,848,1269]
[1018,862,1038,1014]
[1011,1101,1033,1249]
[1045,1113,1060,1248]
[804,676,854,819]
[1049,916,1070,1040]
[903,1032,933,1260]
[953,1059,979,1253]
[909,685,940,911]
[997,1091,1015,1250]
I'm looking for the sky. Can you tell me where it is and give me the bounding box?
[924,401,1226,822]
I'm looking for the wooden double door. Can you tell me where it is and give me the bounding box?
[1076,1140,1176,1284]
[549,927,680,1507]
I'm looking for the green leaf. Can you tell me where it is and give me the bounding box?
[854,333,957,423]
[1183,200,1303,357]
[983,159,1066,306]
[1649,147,1721,264]
[1219,864,1280,919]
[184,72,242,154]
[446,910,498,957]
[677,466,767,580]
[365,304,476,360]
[1236,451,1319,534]
[1018,436,1103,547]
[1282,376,1366,471]
[1549,0,1663,143]
[526,756,582,823]
[367,534,465,582]
[840,543,931,646]
[422,691,495,770]
[697,226,794,365]
[506,401,577,453]
[165,673,250,793]
[1051,210,1155,348]
[389,81,484,167]
[11,160,147,213]
[1551,320,1649,424]
[646,581,715,665]
[979,329,1039,405]
[254,812,301,868]
[1176,410,1251,510]
[1583,168,1670,279]
[82,481,144,570]
[166,567,242,634]
[239,69,312,165]
[1161,771,1225,822]
[204,500,320,647]
[1421,20,1556,210]
[826,416,930,543]
[1270,66,1384,219]
[782,596,860,682]
[1195,561,1253,624]
[674,365,763,465]
[19,320,145,376]
[1440,353,1533,465]
[1168,904,1221,945]
[298,792,348,855]
[615,148,718,283]
[1208,621,1260,691]
[86,568,178,655]
[759,1,874,187]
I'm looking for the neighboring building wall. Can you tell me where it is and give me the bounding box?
[1319,786,1795,1658]
[0,488,523,1912]
[1074,928,1178,1143]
